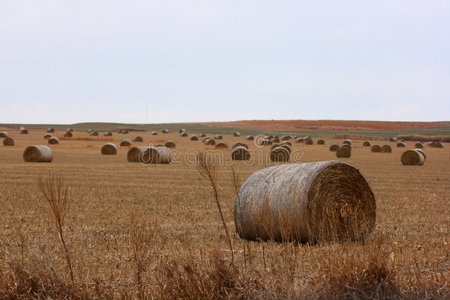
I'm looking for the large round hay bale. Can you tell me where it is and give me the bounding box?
[234,132,241,137]
[23,145,53,162]
[120,139,132,147]
[64,131,73,137]
[190,136,198,141]
[363,141,371,147]
[215,142,228,149]
[101,143,118,155]
[104,131,113,136]
[165,141,176,148]
[89,131,99,136]
[371,145,381,152]
[416,149,426,159]
[414,142,423,148]
[127,146,148,162]
[141,146,173,164]
[429,142,444,148]
[329,144,340,152]
[44,134,52,140]
[336,146,351,158]
[234,161,376,243]
[381,145,392,153]
[0,132,8,138]
[151,131,158,136]
[214,135,223,140]
[305,139,313,145]
[48,137,59,145]
[401,149,425,166]
[343,139,352,145]
[46,128,55,133]
[246,135,254,141]
[231,146,250,161]
[270,146,290,162]
[3,137,14,146]
[397,142,406,148]
[232,142,248,149]
[162,129,169,134]
[134,136,143,142]
[317,139,325,145]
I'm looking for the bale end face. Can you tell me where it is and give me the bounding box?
[401,150,425,166]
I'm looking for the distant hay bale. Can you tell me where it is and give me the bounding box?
[48,137,59,145]
[336,146,351,158]
[343,139,352,145]
[246,135,254,141]
[190,136,198,141]
[20,128,28,134]
[23,145,53,162]
[44,134,52,140]
[215,142,228,149]
[281,135,291,141]
[371,145,381,152]
[3,137,14,146]
[134,136,143,142]
[363,141,371,147]
[214,135,223,140]
[46,128,55,133]
[180,132,188,137]
[305,139,313,145]
[234,161,376,243]
[66,128,73,132]
[281,141,292,147]
[232,142,248,149]
[0,132,8,138]
[89,131,99,136]
[271,144,291,153]
[295,137,304,143]
[204,139,216,146]
[401,149,426,166]
[162,129,169,134]
[165,141,176,148]
[200,133,206,138]
[151,131,158,135]
[234,132,241,137]
[414,142,423,148]
[127,146,148,162]
[257,139,272,146]
[429,142,444,148]
[381,145,392,153]
[397,142,406,148]
[141,146,173,164]
[103,131,113,136]
[329,144,340,152]
[101,143,118,155]
[122,129,129,134]
[179,128,186,133]
[271,137,280,143]
[64,131,73,137]
[270,146,291,162]
[231,146,250,161]
[120,139,132,147]
[317,139,325,145]
[389,137,397,142]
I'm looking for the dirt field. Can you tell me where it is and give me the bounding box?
[0,128,448,298]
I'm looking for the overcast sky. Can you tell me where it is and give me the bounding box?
[0,0,449,124]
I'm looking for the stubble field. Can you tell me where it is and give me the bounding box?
[0,128,448,299]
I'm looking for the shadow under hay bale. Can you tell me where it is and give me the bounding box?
[3,137,14,146]
[336,146,351,158]
[120,139,132,147]
[23,145,53,162]
[363,141,371,147]
[234,161,376,243]
[141,146,172,164]
[127,146,148,162]
[48,137,59,145]
[329,144,340,152]
[381,145,392,153]
[101,143,118,155]
[165,141,176,148]
[231,146,250,161]
[215,142,228,149]
[270,146,291,162]
[371,145,381,153]
[134,136,143,142]
[401,149,426,166]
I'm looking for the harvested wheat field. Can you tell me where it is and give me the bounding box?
[0,127,448,299]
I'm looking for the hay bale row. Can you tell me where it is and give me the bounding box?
[203,138,215,145]
[317,139,325,145]
[234,132,241,137]
[151,131,158,136]
[89,131,99,136]
[371,145,381,152]
[234,161,376,243]
[401,149,426,166]
[20,127,28,134]
[162,129,169,134]
[415,142,423,148]
[101,143,118,155]
[64,131,73,137]
[23,145,53,162]
[381,145,392,153]
[214,135,223,140]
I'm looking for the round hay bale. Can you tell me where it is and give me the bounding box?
[64,131,73,137]
[231,146,250,161]
[134,136,143,142]
[46,128,55,133]
[234,161,376,243]
[371,145,381,153]
[127,146,148,162]
[215,142,228,149]
[389,137,397,142]
[296,137,304,143]
[3,137,14,146]
[281,135,291,141]
[162,129,169,134]
[122,129,129,134]
[89,131,99,136]
[200,133,206,138]
[104,131,113,136]
[23,145,53,162]
[363,141,371,147]
[234,132,241,137]
[317,139,325,145]
[101,143,118,155]
[141,146,172,164]
[180,132,188,137]
[259,139,272,146]
[66,128,73,132]
[233,142,248,149]
[281,141,292,147]
[270,146,291,162]
[179,128,186,133]
[381,145,392,153]
[429,142,444,148]
[120,139,132,147]
[416,149,426,159]
[329,144,340,152]
[401,149,425,166]
[343,139,352,145]
[204,139,216,146]
[336,146,351,158]
[0,132,8,138]
[246,135,254,141]
[87,129,94,133]
[190,136,198,141]
[214,135,223,140]
[397,142,406,148]
[151,131,158,135]
[48,137,59,145]
[305,139,313,145]
[165,141,176,148]
[20,129,28,134]
[44,134,52,140]
[414,142,423,148]
[271,137,280,143]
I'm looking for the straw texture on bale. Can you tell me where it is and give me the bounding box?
[215,142,228,149]
[305,139,313,145]
[397,142,406,147]
[134,136,143,142]
[329,144,340,152]
[363,141,371,147]
[127,147,148,162]
[64,131,73,137]
[371,145,381,152]
[232,142,248,149]
[246,136,254,141]
[101,143,118,155]
[414,142,423,148]
[190,136,198,141]
[120,139,132,147]
[231,146,250,161]
[48,137,59,145]
[416,149,426,159]
[141,146,173,164]
[317,139,325,145]
[0,132,8,138]
[234,161,376,243]
[165,141,176,148]
[270,147,290,162]
[46,128,55,133]
[282,141,292,146]
[336,146,351,158]
[3,137,14,146]
[381,145,392,153]
[401,149,426,166]
[23,145,53,162]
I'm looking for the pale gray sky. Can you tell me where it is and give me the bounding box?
[1,0,449,123]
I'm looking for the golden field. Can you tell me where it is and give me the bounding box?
[0,128,448,299]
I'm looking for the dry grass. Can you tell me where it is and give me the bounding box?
[0,129,448,298]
